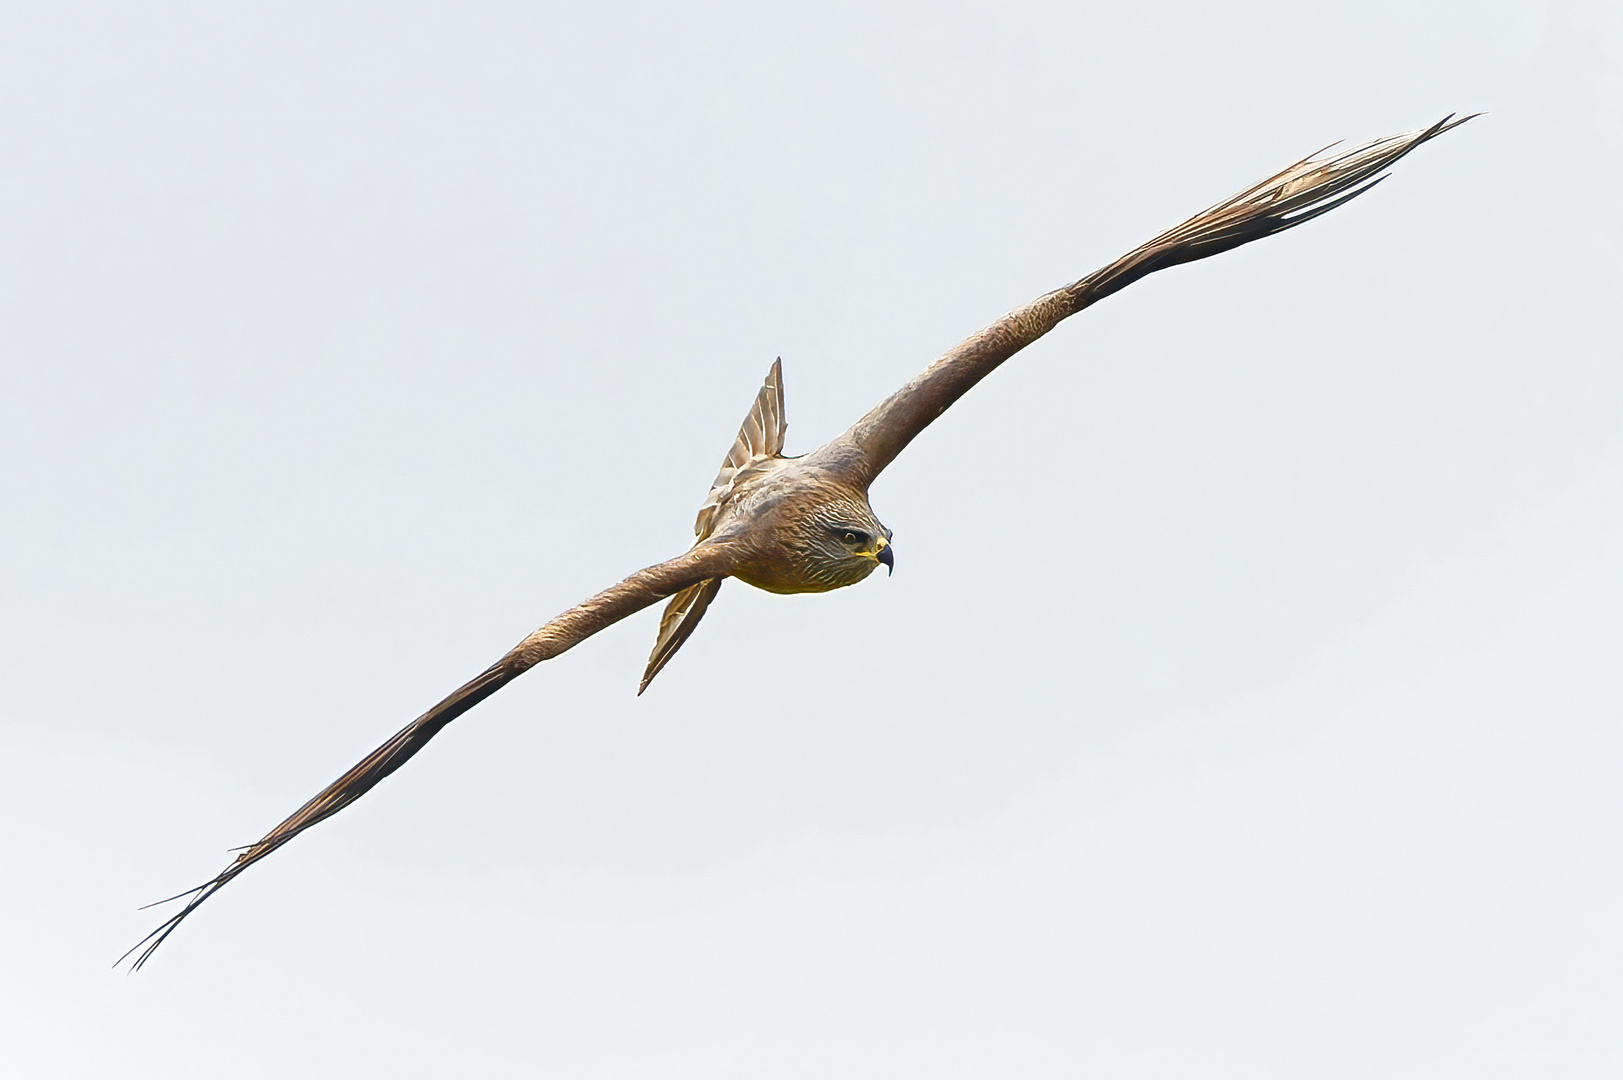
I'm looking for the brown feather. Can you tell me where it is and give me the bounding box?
[694,358,787,537]
[638,577,723,695]
[641,359,788,693]
[122,543,739,969]
[819,114,1475,486]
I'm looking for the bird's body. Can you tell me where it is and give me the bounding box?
[716,463,890,595]
[125,114,1473,969]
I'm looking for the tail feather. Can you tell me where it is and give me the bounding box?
[637,578,723,695]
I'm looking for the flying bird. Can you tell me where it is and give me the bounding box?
[124,114,1472,969]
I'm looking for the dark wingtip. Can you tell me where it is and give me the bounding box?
[120,661,521,970]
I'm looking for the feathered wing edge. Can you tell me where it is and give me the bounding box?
[119,663,516,970]
[639,359,788,694]
[824,114,1475,487]
[1061,113,1477,309]
[638,577,722,695]
[122,542,741,970]
[693,359,787,538]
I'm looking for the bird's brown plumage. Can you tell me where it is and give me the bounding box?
[124,114,1471,969]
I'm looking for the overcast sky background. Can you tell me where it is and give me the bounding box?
[3,1,1620,1076]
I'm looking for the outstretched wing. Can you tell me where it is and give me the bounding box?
[638,359,787,693]
[815,114,1475,487]
[123,541,741,970]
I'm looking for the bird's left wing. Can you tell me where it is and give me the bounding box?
[123,541,741,970]
[638,359,786,694]
[814,115,1474,487]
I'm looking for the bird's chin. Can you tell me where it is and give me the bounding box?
[734,567,850,594]
[741,556,884,594]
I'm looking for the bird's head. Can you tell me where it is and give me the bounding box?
[806,500,894,584]
[729,485,894,595]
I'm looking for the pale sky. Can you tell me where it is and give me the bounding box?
[4,1,1621,1077]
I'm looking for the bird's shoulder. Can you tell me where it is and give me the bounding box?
[698,455,801,536]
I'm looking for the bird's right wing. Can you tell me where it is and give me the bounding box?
[123,540,741,970]
[639,359,787,693]
[815,114,1474,487]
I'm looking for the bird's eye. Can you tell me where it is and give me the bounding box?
[829,524,870,548]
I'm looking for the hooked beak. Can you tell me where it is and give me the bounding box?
[876,541,894,575]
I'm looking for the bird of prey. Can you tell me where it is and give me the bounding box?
[124,114,1471,968]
